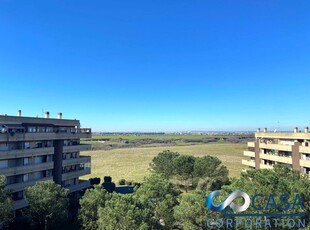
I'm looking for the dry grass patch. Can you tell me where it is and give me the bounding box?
[81,143,247,183]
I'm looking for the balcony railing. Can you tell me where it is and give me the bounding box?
[260,154,292,164]
[0,147,54,160]
[12,199,28,210]
[300,159,310,168]
[259,143,292,152]
[65,180,91,193]
[242,159,255,168]
[5,177,53,193]
[80,128,91,134]
[62,156,91,167]
[63,144,91,153]
[300,146,310,154]
[0,128,91,142]
[0,162,54,176]
[256,132,310,140]
[62,168,91,180]
[243,151,255,157]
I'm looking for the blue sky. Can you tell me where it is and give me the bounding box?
[0,1,309,132]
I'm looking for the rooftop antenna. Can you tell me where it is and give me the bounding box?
[42,109,44,118]
[277,120,280,132]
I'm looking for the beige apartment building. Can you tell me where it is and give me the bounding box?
[0,111,91,210]
[242,127,310,175]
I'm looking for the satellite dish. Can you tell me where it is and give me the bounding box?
[274,129,277,132]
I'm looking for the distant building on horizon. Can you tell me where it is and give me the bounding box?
[242,127,310,175]
[0,110,92,211]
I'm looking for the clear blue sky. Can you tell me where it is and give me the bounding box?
[0,1,309,132]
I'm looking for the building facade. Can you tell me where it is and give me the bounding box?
[0,111,91,210]
[242,127,310,175]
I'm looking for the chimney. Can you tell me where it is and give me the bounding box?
[45,112,50,119]
[58,113,62,119]
[17,110,21,117]
[257,128,261,133]
[264,128,267,133]
[294,127,298,133]
[305,127,309,133]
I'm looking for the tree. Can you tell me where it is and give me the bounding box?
[150,150,180,178]
[218,165,310,229]
[97,193,151,230]
[136,174,180,229]
[79,185,109,230]
[0,175,13,228]
[174,190,215,230]
[102,176,115,193]
[25,180,69,230]
[194,156,229,191]
[173,155,196,192]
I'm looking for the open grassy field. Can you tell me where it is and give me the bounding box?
[85,134,230,141]
[81,143,247,183]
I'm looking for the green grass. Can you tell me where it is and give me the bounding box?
[81,143,247,183]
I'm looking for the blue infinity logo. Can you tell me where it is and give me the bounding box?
[206,190,250,212]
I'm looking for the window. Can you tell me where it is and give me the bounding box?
[0,160,8,169]
[34,156,43,164]
[46,170,52,177]
[28,127,37,132]
[23,174,29,182]
[12,191,23,201]
[0,143,9,151]
[23,158,29,165]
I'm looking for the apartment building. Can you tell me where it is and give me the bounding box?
[0,111,92,210]
[242,127,310,175]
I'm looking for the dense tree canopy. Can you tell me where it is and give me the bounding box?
[79,185,109,230]
[97,193,151,230]
[150,150,180,178]
[173,155,196,192]
[150,151,229,192]
[25,180,69,230]
[194,156,229,191]
[135,174,181,229]
[174,190,215,230]
[0,175,13,228]
[218,165,310,229]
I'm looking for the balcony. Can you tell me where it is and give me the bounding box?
[256,132,310,140]
[300,159,310,168]
[62,168,91,180]
[299,146,310,154]
[13,199,28,210]
[0,162,54,176]
[63,156,91,167]
[260,154,292,164]
[0,147,54,160]
[5,176,53,193]
[63,144,91,153]
[260,164,274,169]
[248,142,255,148]
[0,128,91,142]
[259,143,292,152]
[242,159,255,168]
[243,151,255,157]
[65,180,91,193]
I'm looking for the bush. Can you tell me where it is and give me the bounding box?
[125,180,133,186]
[89,177,101,185]
[118,179,126,185]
